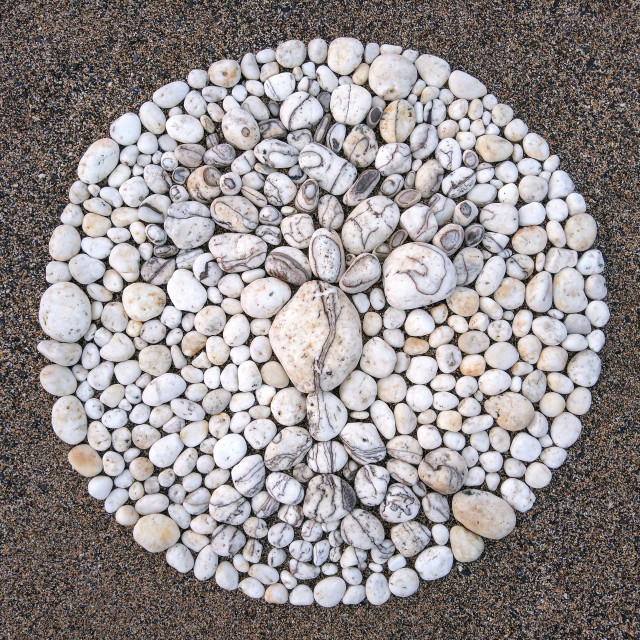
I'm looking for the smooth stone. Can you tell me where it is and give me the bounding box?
[452,489,516,539]
[303,473,356,524]
[550,412,583,447]
[276,39,306,68]
[553,268,588,313]
[450,525,485,562]
[306,391,349,441]
[341,196,400,255]
[167,269,207,312]
[360,337,396,378]
[388,568,420,597]
[330,85,372,125]
[565,213,597,251]
[342,124,378,168]
[49,224,81,261]
[254,139,299,168]
[567,349,601,387]
[240,277,291,318]
[368,54,417,100]
[279,93,324,130]
[264,426,312,471]
[526,271,553,312]
[142,373,187,406]
[354,464,390,506]
[280,213,315,247]
[139,101,166,134]
[340,422,386,465]
[366,573,391,605]
[265,472,304,505]
[523,132,550,161]
[77,138,120,184]
[380,100,416,144]
[40,364,77,396]
[415,54,451,87]
[289,584,314,606]
[339,253,382,294]
[165,207,215,250]
[326,38,364,75]
[475,135,514,163]
[269,281,362,393]
[298,143,357,196]
[39,283,91,343]
[110,112,141,146]
[418,447,468,494]
[480,203,519,234]
[211,196,258,233]
[222,109,260,150]
[342,585,366,605]
[166,115,204,144]
[500,478,536,512]
[375,143,412,176]
[208,59,241,87]
[133,514,180,552]
[414,546,454,580]
[210,485,250,524]
[38,341,83,366]
[340,509,385,550]
[308,228,345,283]
[264,247,312,286]
[153,81,189,108]
[390,520,431,557]
[209,234,268,273]
[410,123,439,161]
[51,395,87,444]
[215,561,239,590]
[484,392,535,431]
[307,441,349,473]
[68,444,103,477]
[231,455,265,498]
[264,72,296,101]
[399,203,438,243]
[148,432,184,467]
[382,243,457,310]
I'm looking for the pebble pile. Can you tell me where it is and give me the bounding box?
[39,38,609,606]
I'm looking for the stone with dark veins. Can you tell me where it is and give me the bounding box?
[390,520,432,558]
[339,253,382,294]
[208,233,267,272]
[340,509,385,550]
[302,473,356,524]
[298,142,358,195]
[306,391,348,441]
[263,426,313,471]
[382,241,457,310]
[264,246,312,286]
[210,195,259,233]
[341,195,400,254]
[340,422,386,465]
[269,280,362,393]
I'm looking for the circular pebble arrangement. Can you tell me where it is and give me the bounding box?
[38,38,609,606]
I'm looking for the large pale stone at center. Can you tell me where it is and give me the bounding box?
[269,280,362,393]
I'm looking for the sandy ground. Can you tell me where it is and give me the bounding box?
[0,1,638,638]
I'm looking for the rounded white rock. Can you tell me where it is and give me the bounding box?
[39,283,91,343]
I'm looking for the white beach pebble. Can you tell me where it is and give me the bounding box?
[314,576,347,607]
[40,283,91,343]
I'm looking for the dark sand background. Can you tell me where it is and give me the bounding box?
[1,1,639,638]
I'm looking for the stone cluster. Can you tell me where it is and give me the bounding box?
[39,37,608,606]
